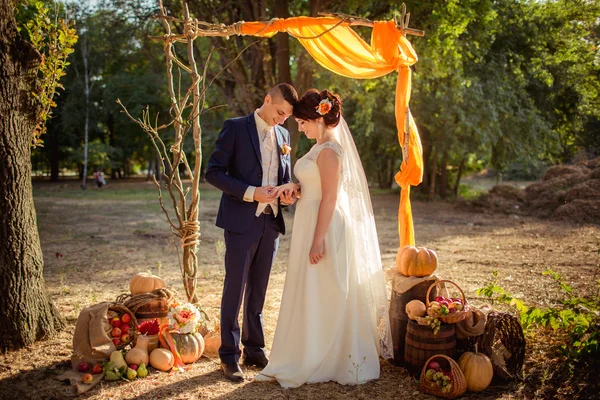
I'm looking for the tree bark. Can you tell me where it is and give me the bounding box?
[0,0,65,351]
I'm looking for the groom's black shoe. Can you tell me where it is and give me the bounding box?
[221,362,245,383]
[240,351,269,368]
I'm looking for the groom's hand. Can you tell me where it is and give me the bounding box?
[254,186,276,203]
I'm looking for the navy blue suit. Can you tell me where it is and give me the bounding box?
[205,113,292,364]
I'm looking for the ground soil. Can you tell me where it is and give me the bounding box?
[0,178,598,399]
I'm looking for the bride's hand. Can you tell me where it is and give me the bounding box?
[309,239,325,264]
[274,183,300,203]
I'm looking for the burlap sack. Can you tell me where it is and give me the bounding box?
[57,302,117,394]
[70,301,117,369]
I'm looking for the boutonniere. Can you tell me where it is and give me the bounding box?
[281,143,292,156]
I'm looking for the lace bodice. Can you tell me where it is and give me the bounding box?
[294,141,343,200]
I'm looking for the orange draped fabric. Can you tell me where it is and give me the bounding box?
[241,17,423,247]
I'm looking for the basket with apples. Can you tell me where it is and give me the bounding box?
[425,280,470,324]
[106,304,137,349]
[420,354,467,399]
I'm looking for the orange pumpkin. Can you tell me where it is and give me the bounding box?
[458,345,494,392]
[171,332,205,364]
[129,271,166,295]
[395,246,438,277]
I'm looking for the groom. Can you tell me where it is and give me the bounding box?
[205,83,298,382]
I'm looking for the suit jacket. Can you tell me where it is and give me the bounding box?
[205,113,292,234]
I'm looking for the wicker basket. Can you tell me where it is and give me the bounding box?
[106,303,137,350]
[419,354,467,399]
[477,311,526,380]
[426,280,470,324]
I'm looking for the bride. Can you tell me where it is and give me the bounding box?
[255,89,393,388]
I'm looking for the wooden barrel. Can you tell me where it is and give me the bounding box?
[134,298,169,327]
[404,320,456,375]
[389,277,437,366]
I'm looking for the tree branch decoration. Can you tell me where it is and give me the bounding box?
[117,2,255,303]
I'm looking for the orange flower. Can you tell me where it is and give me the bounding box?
[281,143,292,155]
[316,99,332,115]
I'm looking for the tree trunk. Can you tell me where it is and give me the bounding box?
[454,154,466,197]
[439,149,448,199]
[429,149,437,201]
[81,34,90,190]
[48,128,60,182]
[0,0,65,351]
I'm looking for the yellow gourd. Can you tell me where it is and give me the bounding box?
[458,345,494,392]
[125,335,149,366]
[405,300,427,320]
[149,348,174,372]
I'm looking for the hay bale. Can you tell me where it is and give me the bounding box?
[489,185,526,203]
[525,173,588,203]
[542,165,588,181]
[554,199,600,224]
[565,179,600,203]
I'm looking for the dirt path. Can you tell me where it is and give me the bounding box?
[0,179,597,399]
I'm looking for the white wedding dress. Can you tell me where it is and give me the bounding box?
[256,133,392,388]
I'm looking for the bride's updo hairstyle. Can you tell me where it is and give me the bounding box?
[293,89,343,128]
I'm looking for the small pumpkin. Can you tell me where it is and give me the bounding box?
[405,300,427,320]
[395,246,438,277]
[149,348,174,372]
[202,331,221,358]
[458,344,494,392]
[171,332,205,364]
[129,271,166,295]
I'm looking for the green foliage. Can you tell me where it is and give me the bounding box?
[16,0,78,147]
[477,265,600,365]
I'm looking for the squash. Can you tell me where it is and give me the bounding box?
[171,332,205,364]
[458,344,494,392]
[149,348,174,372]
[405,300,427,320]
[125,334,150,366]
[395,246,438,277]
[129,271,166,295]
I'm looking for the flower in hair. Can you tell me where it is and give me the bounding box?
[316,98,332,116]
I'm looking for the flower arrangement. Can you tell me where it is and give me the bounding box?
[316,98,332,115]
[167,302,202,333]
[281,143,292,155]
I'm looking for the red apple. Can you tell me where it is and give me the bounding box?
[82,373,93,384]
[110,317,122,327]
[121,324,130,334]
[435,296,444,303]
[92,364,103,374]
[129,364,138,371]
[112,338,121,346]
[78,361,90,373]
[121,333,131,343]
[449,307,457,313]
[111,327,122,338]
[428,360,440,370]
[440,300,449,307]
[121,313,131,324]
